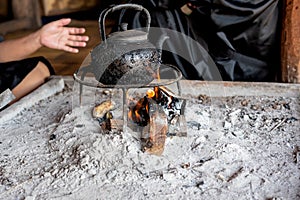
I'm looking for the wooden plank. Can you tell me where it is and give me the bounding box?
[141,99,168,156]
[41,0,101,16]
[0,0,41,35]
[12,0,41,28]
[281,0,300,83]
[0,19,32,35]
[0,0,8,17]
[12,0,32,19]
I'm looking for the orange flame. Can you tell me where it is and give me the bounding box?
[128,97,149,126]
[146,89,155,98]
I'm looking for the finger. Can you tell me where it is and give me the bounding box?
[68,27,86,35]
[66,40,87,47]
[62,45,79,53]
[68,35,89,42]
[56,18,72,26]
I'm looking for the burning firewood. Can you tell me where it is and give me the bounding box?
[141,98,168,156]
[128,96,150,127]
[150,86,186,121]
[127,86,187,155]
[168,115,187,137]
[148,86,187,136]
[92,100,115,123]
[92,100,116,133]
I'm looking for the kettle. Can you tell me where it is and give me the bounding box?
[89,3,169,86]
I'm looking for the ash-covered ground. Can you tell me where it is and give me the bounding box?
[0,78,299,200]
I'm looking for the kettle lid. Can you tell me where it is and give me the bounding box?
[108,30,148,42]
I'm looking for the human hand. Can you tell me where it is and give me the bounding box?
[39,18,89,53]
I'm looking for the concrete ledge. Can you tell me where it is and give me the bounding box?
[180,80,300,97]
[0,76,65,123]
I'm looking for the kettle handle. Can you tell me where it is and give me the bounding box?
[99,4,151,43]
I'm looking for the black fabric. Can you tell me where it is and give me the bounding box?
[129,0,186,9]
[114,0,281,81]
[190,0,282,81]
[0,56,55,93]
[114,0,220,80]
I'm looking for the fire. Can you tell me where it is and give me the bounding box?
[127,85,186,156]
[128,96,150,126]
[129,87,158,126]
[128,86,182,126]
[154,86,159,100]
[146,89,155,98]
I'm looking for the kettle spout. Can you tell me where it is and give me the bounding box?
[156,34,169,52]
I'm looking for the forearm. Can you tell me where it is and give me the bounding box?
[0,30,42,62]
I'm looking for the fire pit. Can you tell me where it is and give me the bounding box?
[73,59,185,155]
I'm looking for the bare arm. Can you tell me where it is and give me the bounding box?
[0,18,89,62]
[0,31,42,62]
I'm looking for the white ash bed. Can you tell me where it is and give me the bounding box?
[0,76,299,200]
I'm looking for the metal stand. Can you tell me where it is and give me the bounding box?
[73,64,183,133]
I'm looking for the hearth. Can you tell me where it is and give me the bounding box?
[74,62,186,155]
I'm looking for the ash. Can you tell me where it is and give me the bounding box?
[0,78,299,200]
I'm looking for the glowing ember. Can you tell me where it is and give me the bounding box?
[146,89,155,98]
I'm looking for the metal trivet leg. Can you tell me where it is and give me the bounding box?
[79,68,88,106]
[122,88,129,133]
